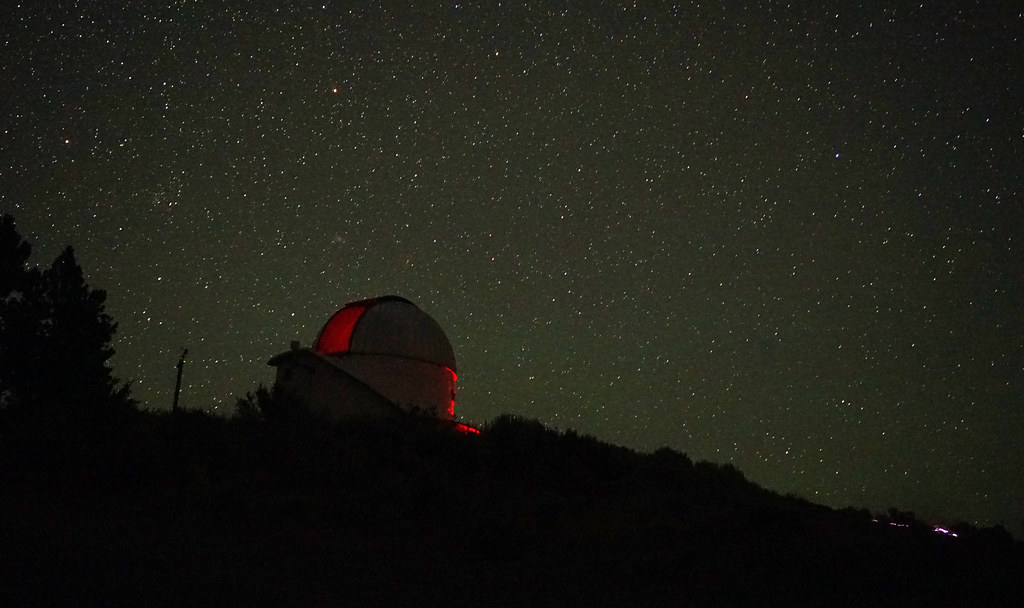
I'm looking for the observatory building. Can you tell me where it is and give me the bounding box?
[268,296,460,422]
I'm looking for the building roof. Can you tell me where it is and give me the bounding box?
[313,296,457,373]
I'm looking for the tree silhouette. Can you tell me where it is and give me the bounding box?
[0,215,131,413]
[0,214,35,296]
[0,214,43,408]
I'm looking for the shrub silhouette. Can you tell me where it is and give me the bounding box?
[2,401,1022,607]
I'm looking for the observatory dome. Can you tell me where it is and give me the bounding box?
[268,295,460,420]
[313,295,457,373]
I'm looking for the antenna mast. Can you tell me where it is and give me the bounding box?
[172,348,188,412]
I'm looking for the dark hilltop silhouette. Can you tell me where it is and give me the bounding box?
[1,215,1021,607]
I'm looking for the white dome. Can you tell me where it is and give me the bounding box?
[313,296,457,373]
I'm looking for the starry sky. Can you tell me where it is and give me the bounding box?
[3,3,1022,532]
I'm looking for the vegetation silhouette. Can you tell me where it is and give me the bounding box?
[0,215,133,417]
[1,214,1021,606]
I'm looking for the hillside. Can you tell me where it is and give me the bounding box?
[1,404,1020,607]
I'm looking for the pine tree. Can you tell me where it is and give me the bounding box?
[0,214,43,407]
[0,214,34,296]
[37,246,125,410]
[0,215,131,412]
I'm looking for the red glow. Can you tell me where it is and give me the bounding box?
[446,367,458,381]
[447,400,455,418]
[314,305,366,354]
[454,423,480,435]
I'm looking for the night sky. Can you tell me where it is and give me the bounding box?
[3,4,1022,532]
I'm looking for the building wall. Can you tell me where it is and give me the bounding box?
[272,351,398,421]
[333,353,456,420]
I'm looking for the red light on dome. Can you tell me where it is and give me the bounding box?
[454,423,480,435]
[314,304,366,354]
[446,367,458,381]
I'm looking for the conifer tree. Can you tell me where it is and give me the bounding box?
[0,214,34,296]
[37,246,125,410]
[0,214,131,412]
[0,214,42,407]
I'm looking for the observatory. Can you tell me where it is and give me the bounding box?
[268,296,459,421]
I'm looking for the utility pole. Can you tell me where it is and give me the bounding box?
[172,348,188,412]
